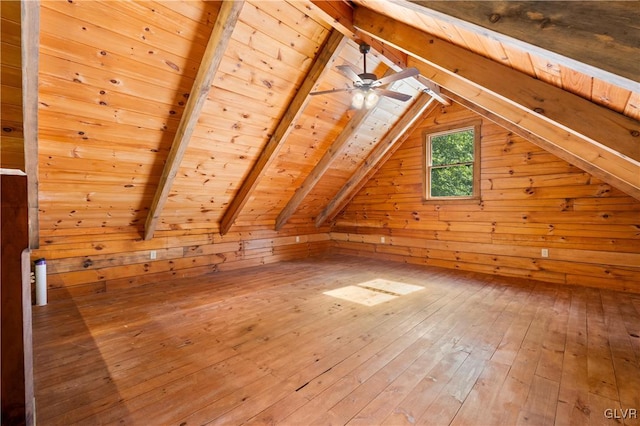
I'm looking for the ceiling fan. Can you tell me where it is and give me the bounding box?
[310,42,420,109]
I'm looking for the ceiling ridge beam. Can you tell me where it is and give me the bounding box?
[353,7,640,200]
[22,0,40,248]
[143,0,244,241]
[316,92,437,227]
[219,29,348,236]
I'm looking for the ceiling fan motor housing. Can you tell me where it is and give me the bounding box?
[358,73,378,86]
[308,41,417,103]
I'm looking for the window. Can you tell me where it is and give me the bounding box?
[423,121,481,201]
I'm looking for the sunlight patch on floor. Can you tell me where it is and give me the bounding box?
[323,278,424,306]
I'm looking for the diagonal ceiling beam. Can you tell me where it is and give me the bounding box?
[316,92,437,227]
[275,67,400,231]
[275,107,370,231]
[144,0,244,241]
[22,0,40,248]
[353,7,640,200]
[219,29,348,236]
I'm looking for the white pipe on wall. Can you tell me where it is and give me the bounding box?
[35,258,47,306]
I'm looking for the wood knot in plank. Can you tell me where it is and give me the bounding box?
[165,60,180,72]
[539,18,552,29]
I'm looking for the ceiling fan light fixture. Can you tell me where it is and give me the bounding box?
[352,88,379,110]
[365,90,379,109]
[351,89,366,109]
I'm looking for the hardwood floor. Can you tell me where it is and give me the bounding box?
[32,255,640,425]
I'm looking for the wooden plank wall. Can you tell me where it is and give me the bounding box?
[28,1,338,301]
[333,102,640,292]
[31,224,330,301]
[1,0,24,170]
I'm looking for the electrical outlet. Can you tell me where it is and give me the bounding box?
[380,236,385,243]
[295,236,300,243]
[150,250,157,260]
[541,248,549,258]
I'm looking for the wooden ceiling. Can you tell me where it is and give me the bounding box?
[7,0,640,242]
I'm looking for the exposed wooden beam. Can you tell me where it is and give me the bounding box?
[144,0,244,240]
[276,67,400,230]
[316,92,437,227]
[275,107,370,231]
[21,0,39,249]
[353,7,640,200]
[219,29,348,235]
[306,0,408,69]
[402,0,640,92]
[310,0,354,36]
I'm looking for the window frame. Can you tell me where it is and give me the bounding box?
[422,120,481,203]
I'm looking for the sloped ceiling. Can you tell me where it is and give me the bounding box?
[348,0,640,201]
[29,0,640,242]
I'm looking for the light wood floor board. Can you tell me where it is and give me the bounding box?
[32,255,640,425]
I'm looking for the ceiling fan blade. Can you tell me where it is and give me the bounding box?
[372,67,420,87]
[376,89,413,102]
[309,88,352,96]
[337,64,364,84]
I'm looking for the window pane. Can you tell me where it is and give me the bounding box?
[431,129,474,166]
[430,165,473,197]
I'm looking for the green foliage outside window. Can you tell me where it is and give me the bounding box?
[428,128,475,198]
